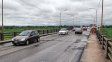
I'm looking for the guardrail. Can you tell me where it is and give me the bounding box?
[0,29,60,44]
[96,30,112,61]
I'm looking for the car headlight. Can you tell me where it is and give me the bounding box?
[12,38,14,41]
[21,38,26,41]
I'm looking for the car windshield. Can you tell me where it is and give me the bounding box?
[19,31,31,36]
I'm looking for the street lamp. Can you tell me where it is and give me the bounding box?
[67,13,78,27]
[89,8,98,26]
[59,9,68,28]
[67,14,75,27]
[59,12,61,28]
[1,0,4,40]
[101,0,104,28]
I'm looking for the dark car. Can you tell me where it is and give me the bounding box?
[12,30,40,46]
[82,27,87,31]
[72,27,76,31]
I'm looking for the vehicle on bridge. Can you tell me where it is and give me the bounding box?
[72,27,76,31]
[75,26,82,34]
[82,27,87,31]
[58,28,68,35]
[12,30,40,46]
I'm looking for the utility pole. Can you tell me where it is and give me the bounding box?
[89,8,98,26]
[101,0,104,28]
[1,0,4,40]
[73,16,75,27]
[96,10,97,26]
[73,15,77,27]
[60,12,61,29]
[59,9,67,29]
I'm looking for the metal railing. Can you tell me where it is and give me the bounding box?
[96,30,112,61]
[0,29,60,41]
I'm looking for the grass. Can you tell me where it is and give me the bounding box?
[3,26,60,33]
[101,28,112,39]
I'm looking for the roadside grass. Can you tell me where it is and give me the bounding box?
[4,27,60,33]
[102,28,112,39]
[4,36,13,40]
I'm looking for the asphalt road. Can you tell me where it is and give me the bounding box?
[0,31,88,62]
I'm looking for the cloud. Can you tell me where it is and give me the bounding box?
[0,0,112,26]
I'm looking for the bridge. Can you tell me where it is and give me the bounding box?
[0,28,111,62]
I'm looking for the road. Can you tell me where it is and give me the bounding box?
[0,31,88,62]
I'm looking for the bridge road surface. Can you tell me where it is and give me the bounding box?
[0,31,88,62]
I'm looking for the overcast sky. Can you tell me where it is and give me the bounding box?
[0,0,112,26]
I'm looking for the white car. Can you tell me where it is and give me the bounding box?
[59,28,68,35]
[75,26,82,34]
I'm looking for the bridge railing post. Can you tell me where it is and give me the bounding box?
[107,39,112,61]
[42,30,44,34]
[96,30,112,61]
[13,32,17,37]
[105,39,110,58]
[47,30,49,35]
[37,30,39,33]
[0,33,4,41]
[0,33,1,41]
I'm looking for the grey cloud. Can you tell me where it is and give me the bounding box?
[0,0,112,26]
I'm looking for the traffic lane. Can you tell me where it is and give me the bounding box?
[0,32,73,62]
[0,33,63,51]
[0,33,60,46]
[40,34,61,41]
[19,33,85,62]
[56,41,87,62]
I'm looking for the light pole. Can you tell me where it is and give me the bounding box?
[67,14,75,27]
[59,12,61,29]
[59,9,68,29]
[101,0,104,28]
[67,13,78,27]
[95,10,97,26]
[1,0,4,40]
[89,8,98,26]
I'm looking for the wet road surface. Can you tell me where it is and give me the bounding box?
[0,31,88,62]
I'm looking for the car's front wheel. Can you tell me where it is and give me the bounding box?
[34,39,38,43]
[26,40,29,45]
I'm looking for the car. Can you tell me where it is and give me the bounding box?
[58,28,68,35]
[75,26,82,34]
[72,27,76,31]
[12,30,40,46]
[82,27,87,31]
